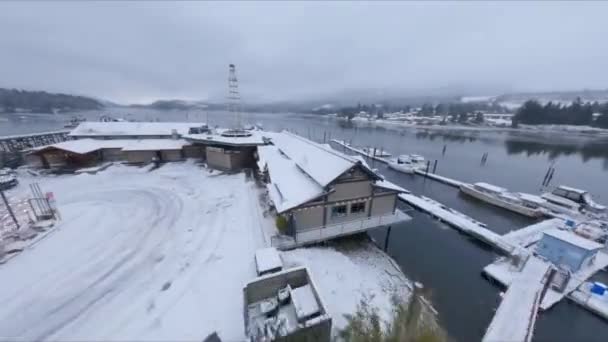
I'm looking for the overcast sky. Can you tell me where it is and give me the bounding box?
[1,2,607,104]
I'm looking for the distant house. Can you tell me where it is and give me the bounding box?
[258,131,410,249]
[536,229,603,272]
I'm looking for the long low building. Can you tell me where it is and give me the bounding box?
[258,131,410,248]
[25,138,197,168]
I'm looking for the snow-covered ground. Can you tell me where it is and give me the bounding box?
[0,161,271,341]
[282,240,412,332]
[0,161,415,341]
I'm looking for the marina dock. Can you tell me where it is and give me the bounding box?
[502,218,564,247]
[482,257,551,342]
[398,193,516,254]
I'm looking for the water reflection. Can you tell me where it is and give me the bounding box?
[413,130,479,143]
[504,138,608,168]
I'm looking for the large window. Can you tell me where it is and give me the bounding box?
[350,202,366,214]
[331,205,347,218]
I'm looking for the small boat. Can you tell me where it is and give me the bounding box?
[64,116,86,128]
[460,182,544,218]
[541,185,606,214]
[0,169,18,190]
[397,154,427,170]
[388,159,415,174]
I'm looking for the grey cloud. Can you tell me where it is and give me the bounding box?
[1,2,607,103]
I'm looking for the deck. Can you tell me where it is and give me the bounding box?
[271,210,411,250]
[483,256,551,342]
[541,251,608,310]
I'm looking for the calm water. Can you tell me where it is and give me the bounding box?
[3,110,608,341]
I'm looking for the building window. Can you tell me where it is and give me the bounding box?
[331,205,347,218]
[351,202,366,214]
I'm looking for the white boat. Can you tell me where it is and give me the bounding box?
[541,185,606,214]
[460,182,544,218]
[397,154,427,170]
[387,159,415,174]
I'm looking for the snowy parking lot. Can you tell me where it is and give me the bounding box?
[0,161,412,341]
[0,162,270,341]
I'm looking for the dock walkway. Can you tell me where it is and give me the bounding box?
[502,218,564,247]
[398,193,516,254]
[482,257,551,342]
[541,251,608,310]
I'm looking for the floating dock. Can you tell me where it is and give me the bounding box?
[502,218,564,247]
[398,193,516,254]
[482,257,551,342]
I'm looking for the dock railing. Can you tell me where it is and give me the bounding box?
[295,210,410,245]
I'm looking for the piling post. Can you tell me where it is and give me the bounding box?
[384,226,392,252]
[432,159,438,173]
[442,144,447,156]
[1,190,19,229]
[425,160,431,175]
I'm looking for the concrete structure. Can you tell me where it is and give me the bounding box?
[184,129,266,171]
[536,229,603,272]
[259,132,409,249]
[243,266,331,342]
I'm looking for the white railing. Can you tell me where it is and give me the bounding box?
[295,210,409,245]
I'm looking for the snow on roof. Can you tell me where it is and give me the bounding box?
[543,229,603,251]
[69,122,206,137]
[374,179,409,193]
[474,182,507,193]
[291,284,321,320]
[257,145,324,213]
[122,139,190,151]
[29,139,128,154]
[30,138,191,154]
[254,247,283,274]
[183,129,266,146]
[557,185,587,195]
[267,131,372,187]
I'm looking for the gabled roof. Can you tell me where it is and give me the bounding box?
[69,122,206,137]
[266,131,378,187]
[259,131,397,213]
[257,145,325,213]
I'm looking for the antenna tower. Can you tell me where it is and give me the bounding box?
[228,63,241,129]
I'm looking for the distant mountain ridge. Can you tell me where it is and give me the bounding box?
[0,88,103,113]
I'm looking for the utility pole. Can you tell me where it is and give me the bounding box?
[1,190,19,229]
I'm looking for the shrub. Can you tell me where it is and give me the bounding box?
[340,289,447,342]
[275,215,288,233]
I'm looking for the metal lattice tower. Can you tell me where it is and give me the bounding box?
[227,64,242,129]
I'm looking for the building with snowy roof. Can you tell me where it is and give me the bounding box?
[258,131,410,249]
[536,228,603,272]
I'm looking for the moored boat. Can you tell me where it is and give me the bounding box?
[542,185,606,214]
[460,182,544,218]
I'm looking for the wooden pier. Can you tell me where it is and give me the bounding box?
[0,130,70,153]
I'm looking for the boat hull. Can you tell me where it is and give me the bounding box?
[460,184,543,218]
[388,162,415,174]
